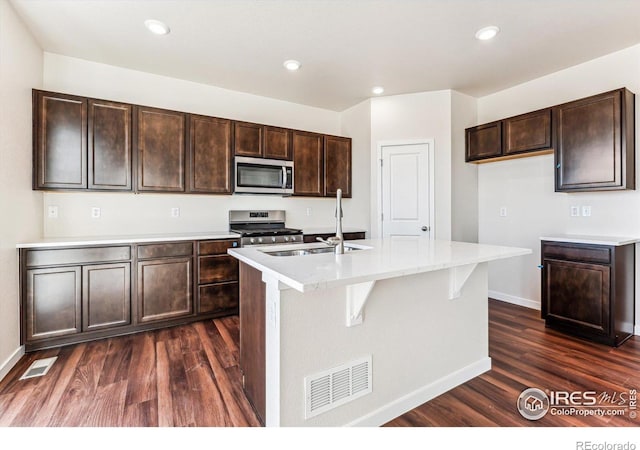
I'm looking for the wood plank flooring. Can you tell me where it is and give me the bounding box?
[0,299,638,427]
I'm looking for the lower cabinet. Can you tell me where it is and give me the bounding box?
[541,241,635,346]
[21,237,239,351]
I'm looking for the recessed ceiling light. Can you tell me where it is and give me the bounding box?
[372,86,385,95]
[144,19,170,36]
[283,60,301,71]
[475,25,500,41]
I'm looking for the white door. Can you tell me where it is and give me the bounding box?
[381,142,433,238]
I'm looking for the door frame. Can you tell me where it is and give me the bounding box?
[376,139,435,239]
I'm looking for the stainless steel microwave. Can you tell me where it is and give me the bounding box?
[234,156,294,195]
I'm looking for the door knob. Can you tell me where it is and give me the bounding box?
[421,226,428,232]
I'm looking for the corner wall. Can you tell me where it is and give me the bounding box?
[0,0,43,379]
[477,44,640,318]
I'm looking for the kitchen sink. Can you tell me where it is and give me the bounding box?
[260,245,366,257]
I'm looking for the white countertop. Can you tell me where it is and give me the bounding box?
[16,231,240,249]
[303,227,367,235]
[228,238,531,292]
[540,235,639,246]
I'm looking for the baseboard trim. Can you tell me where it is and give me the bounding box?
[0,346,25,383]
[635,325,640,336]
[489,290,540,310]
[345,357,491,427]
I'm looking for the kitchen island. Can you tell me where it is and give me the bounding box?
[228,237,530,426]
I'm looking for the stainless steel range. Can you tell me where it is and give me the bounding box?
[229,210,303,247]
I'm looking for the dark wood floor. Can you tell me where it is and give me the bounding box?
[0,299,638,426]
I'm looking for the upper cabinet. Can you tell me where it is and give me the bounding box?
[466,109,552,163]
[135,106,186,192]
[263,126,292,160]
[324,135,352,198]
[555,88,635,192]
[233,121,263,158]
[188,115,233,194]
[293,131,324,196]
[88,99,132,190]
[33,91,88,190]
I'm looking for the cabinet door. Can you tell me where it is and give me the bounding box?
[137,257,193,323]
[82,263,131,331]
[503,108,551,155]
[465,121,502,162]
[34,91,87,189]
[263,126,292,160]
[136,106,186,192]
[198,255,239,284]
[234,121,263,157]
[543,259,610,335]
[88,99,132,190]
[293,131,324,196]
[199,282,239,315]
[188,115,232,193]
[324,136,352,198]
[555,89,627,191]
[26,266,82,340]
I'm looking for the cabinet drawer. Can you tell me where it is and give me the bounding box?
[26,246,131,267]
[199,255,238,284]
[542,243,610,264]
[137,242,193,259]
[198,239,239,256]
[199,282,239,314]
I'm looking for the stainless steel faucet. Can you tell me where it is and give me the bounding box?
[316,188,345,254]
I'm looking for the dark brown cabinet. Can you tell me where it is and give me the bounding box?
[136,242,193,323]
[188,115,233,193]
[324,135,352,198]
[136,106,186,192]
[88,99,132,190]
[541,241,635,346]
[504,108,552,156]
[264,126,292,160]
[465,121,502,162]
[33,91,88,189]
[82,263,131,331]
[234,121,263,157]
[197,239,239,315]
[554,88,635,192]
[25,266,82,341]
[293,131,324,196]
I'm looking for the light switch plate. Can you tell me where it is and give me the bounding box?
[570,206,580,217]
[91,207,101,219]
[582,206,591,217]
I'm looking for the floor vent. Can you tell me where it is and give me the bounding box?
[19,357,58,380]
[304,355,372,419]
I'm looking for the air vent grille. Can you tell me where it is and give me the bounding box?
[19,356,58,380]
[305,355,372,419]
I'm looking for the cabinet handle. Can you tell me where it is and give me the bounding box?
[556,163,560,169]
[537,264,544,269]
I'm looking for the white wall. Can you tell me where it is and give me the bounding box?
[42,53,370,236]
[451,91,478,243]
[0,0,43,378]
[477,44,640,317]
[370,91,453,239]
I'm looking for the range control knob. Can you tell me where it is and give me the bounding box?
[284,236,290,242]
[258,237,263,243]
[291,236,297,242]
[249,238,255,244]
[271,237,276,243]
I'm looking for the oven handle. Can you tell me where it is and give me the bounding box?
[282,166,288,189]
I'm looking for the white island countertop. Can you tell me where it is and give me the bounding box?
[16,231,240,249]
[228,238,531,292]
[540,234,640,246]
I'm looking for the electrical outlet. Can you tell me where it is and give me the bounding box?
[47,206,58,219]
[499,207,507,217]
[582,206,591,217]
[171,207,180,218]
[306,207,312,217]
[91,207,101,219]
[570,206,580,217]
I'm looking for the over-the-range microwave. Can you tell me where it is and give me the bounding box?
[234,156,294,195]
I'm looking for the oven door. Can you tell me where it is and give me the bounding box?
[234,156,294,195]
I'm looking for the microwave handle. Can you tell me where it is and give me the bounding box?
[282,166,288,189]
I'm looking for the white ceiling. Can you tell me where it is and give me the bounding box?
[10,0,640,111]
